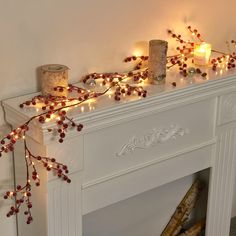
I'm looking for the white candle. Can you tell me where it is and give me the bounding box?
[194,42,212,66]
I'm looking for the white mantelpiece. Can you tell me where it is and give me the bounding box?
[3,69,236,236]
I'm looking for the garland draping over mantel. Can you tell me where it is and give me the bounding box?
[0,26,235,224]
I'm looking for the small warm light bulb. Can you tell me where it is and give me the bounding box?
[133,49,143,57]
[81,106,84,112]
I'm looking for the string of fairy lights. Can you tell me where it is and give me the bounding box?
[0,26,235,224]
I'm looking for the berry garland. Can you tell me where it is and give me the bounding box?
[123,26,235,79]
[1,25,236,224]
[1,75,147,224]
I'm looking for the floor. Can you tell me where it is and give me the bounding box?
[231,217,236,236]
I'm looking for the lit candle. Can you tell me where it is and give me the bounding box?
[194,42,212,66]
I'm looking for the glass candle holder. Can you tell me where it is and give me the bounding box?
[194,42,212,66]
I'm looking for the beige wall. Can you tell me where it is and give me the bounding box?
[0,0,235,235]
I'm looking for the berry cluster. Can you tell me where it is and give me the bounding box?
[2,64,149,224]
[124,55,149,70]
[0,125,28,157]
[187,26,203,42]
[2,131,71,224]
[114,84,147,101]
[83,69,148,86]
[211,53,236,70]
[56,111,83,143]
[4,185,33,224]
[166,27,208,77]
[125,26,236,80]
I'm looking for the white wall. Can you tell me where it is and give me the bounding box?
[0,0,236,235]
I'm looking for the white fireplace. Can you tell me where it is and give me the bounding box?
[3,69,236,236]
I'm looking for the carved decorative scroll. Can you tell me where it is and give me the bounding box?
[116,124,189,157]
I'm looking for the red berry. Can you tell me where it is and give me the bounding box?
[63,124,68,129]
[63,176,68,181]
[62,165,67,170]
[38,116,45,123]
[57,120,63,126]
[17,185,21,190]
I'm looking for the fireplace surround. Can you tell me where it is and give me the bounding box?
[3,69,236,236]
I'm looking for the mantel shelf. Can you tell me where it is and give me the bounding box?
[3,69,236,139]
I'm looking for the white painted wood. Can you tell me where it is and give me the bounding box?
[13,136,48,236]
[0,125,17,236]
[3,70,236,236]
[206,128,236,236]
[48,172,82,236]
[83,99,215,184]
[83,144,213,214]
[218,92,236,125]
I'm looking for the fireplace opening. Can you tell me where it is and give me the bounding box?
[83,169,210,236]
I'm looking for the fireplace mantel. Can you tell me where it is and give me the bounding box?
[3,70,236,236]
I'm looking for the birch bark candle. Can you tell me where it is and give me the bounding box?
[41,64,69,97]
[148,40,168,84]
